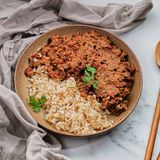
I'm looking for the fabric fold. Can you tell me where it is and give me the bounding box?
[0,0,153,159]
[0,85,70,160]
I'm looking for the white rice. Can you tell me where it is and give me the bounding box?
[27,66,113,135]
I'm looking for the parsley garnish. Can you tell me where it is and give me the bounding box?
[28,95,47,112]
[92,80,99,88]
[82,65,99,89]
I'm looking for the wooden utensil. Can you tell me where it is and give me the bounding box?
[157,153,160,160]
[144,41,160,160]
[156,42,160,67]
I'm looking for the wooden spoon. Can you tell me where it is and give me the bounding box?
[157,153,160,160]
[156,41,160,67]
[144,41,160,160]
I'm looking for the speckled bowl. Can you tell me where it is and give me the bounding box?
[14,25,142,137]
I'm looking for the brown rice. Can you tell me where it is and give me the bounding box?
[27,66,113,135]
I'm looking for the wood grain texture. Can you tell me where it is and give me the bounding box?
[157,153,160,160]
[156,41,160,67]
[145,90,160,160]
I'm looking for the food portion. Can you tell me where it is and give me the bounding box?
[28,66,113,135]
[25,31,135,135]
[25,31,135,115]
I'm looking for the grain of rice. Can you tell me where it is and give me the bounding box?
[27,66,113,135]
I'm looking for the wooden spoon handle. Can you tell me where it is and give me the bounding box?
[157,153,160,160]
[144,90,160,160]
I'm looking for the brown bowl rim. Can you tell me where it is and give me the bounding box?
[14,24,143,137]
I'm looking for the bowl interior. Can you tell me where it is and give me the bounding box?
[15,25,142,137]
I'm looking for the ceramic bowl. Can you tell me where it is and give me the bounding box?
[15,25,142,137]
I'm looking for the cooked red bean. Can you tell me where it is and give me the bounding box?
[24,31,135,115]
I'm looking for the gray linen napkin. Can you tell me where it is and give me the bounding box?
[0,0,152,159]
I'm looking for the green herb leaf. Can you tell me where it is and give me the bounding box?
[83,65,96,82]
[86,65,96,74]
[28,95,47,112]
[84,70,90,77]
[83,77,91,83]
[33,105,41,112]
[82,65,98,88]
[92,80,99,89]
[38,95,47,106]
[29,96,37,107]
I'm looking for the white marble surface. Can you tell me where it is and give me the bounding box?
[58,0,160,160]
